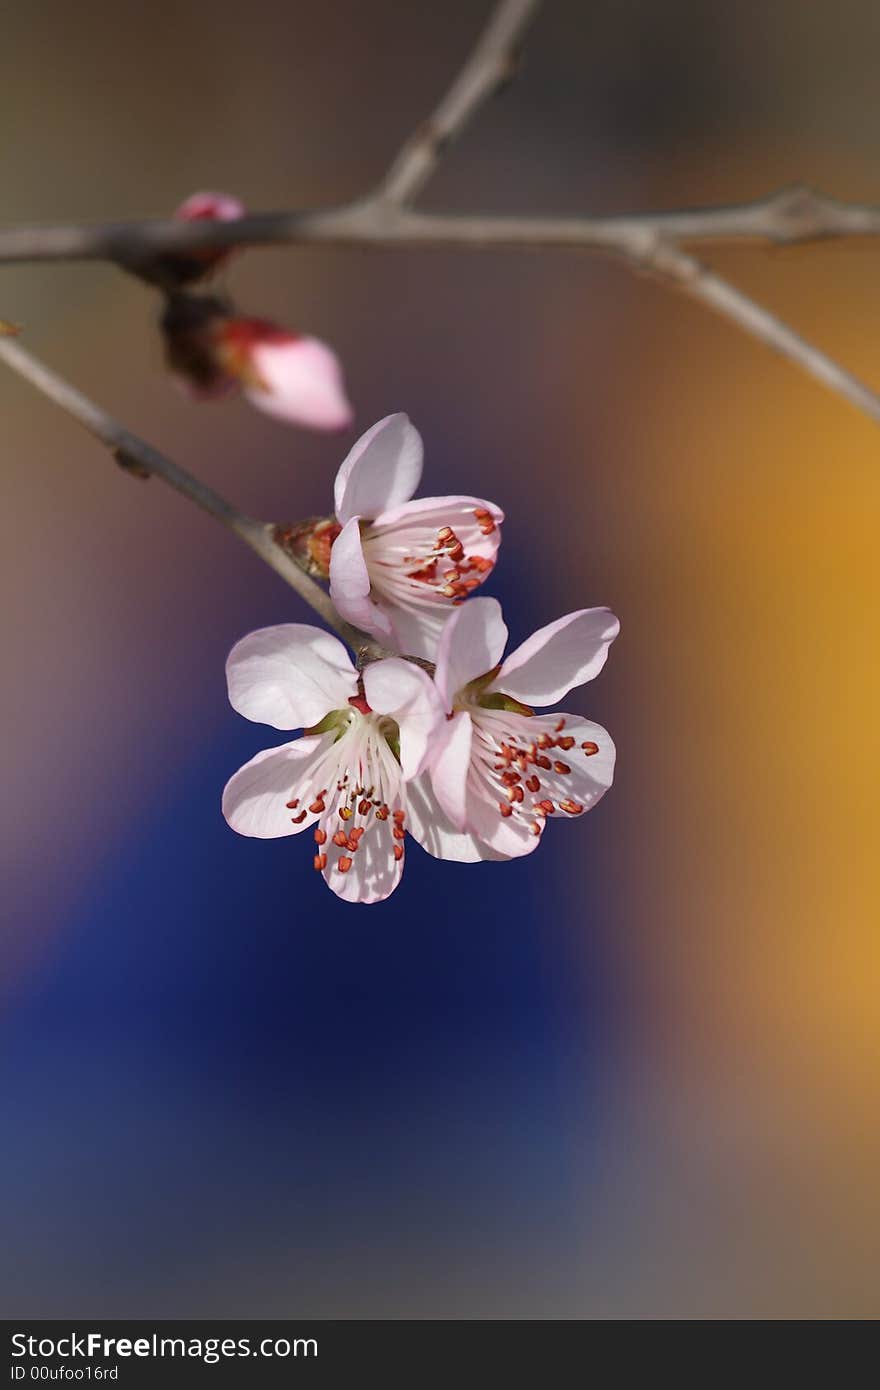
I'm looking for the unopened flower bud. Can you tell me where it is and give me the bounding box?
[135,192,246,289]
[161,295,353,430]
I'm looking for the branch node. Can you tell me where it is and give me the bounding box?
[113,447,152,480]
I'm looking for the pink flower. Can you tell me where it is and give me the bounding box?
[328,415,503,660]
[222,624,444,903]
[162,298,353,432]
[417,597,618,861]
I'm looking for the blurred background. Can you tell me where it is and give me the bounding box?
[2,0,879,1319]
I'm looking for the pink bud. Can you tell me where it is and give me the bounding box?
[218,320,354,432]
[159,191,246,283]
[174,191,246,224]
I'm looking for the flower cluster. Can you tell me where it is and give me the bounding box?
[157,192,352,431]
[224,414,619,903]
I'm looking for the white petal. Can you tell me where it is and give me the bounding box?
[463,770,542,859]
[529,714,616,813]
[222,735,329,838]
[328,519,395,642]
[226,624,358,730]
[362,658,445,779]
[461,708,615,858]
[429,710,473,830]
[245,336,353,431]
[322,803,404,904]
[434,597,508,709]
[407,774,506,862]
[372,601,449,664]
[489,608,620,707]
[333,414,423,526]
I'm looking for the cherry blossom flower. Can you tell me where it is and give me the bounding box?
[421,597,618,860]
[221,624,444,903]
[161,296,353,431]
[325,414,503,659]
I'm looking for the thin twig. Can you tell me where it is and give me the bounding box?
[0,334,382,654]
[635,241,880,426]
[378,0,541,207]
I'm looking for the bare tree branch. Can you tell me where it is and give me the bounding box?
[0,333,385,654]
[2,185,880,266]
[2,0,880,444]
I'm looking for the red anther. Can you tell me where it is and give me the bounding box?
[375,806,389,821]
[536,799,555,815]
[499,801,513,818]
[461,577,481,593]
[528,821,542,836]
[346,836,360,853]
[500,770,521,786]
[393,844,404,861]
[555,718,566,732]
[290,810,307,824]
[526,775,541,793]
[506,784,524,804]
[581,741,599,756]
[409,561,439,584]
[348,694,372,715]
[473,508,497,535]
[309,798,325,814]
[314,828,327,845]
[434,526,454,548]
[358,799,371,816]
[338,856,353,874]
[393,825,406,840]
[468,554,494,573]
[536,733,553,749]
[557,736,576,751]
[313,853,327,871]
[349,826,365,844]
[393,808,406,823]
[339,806,353,821]
[554,761,571,775]
[535,755,552,770]
[332,831,348,847]
[560,799,584,815]
[285,798,300,809]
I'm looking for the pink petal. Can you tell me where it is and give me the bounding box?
[333,414,423,526]
[328,519,395,643]
[222,735,329,838]
[174,191,245,222]
[434,597,508,710]
[429,710,473,830]
[245,336,353,431]
[406,773,507,862]
[362,658,445,779]
[226,624,358,730]
[489,608,620,707]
